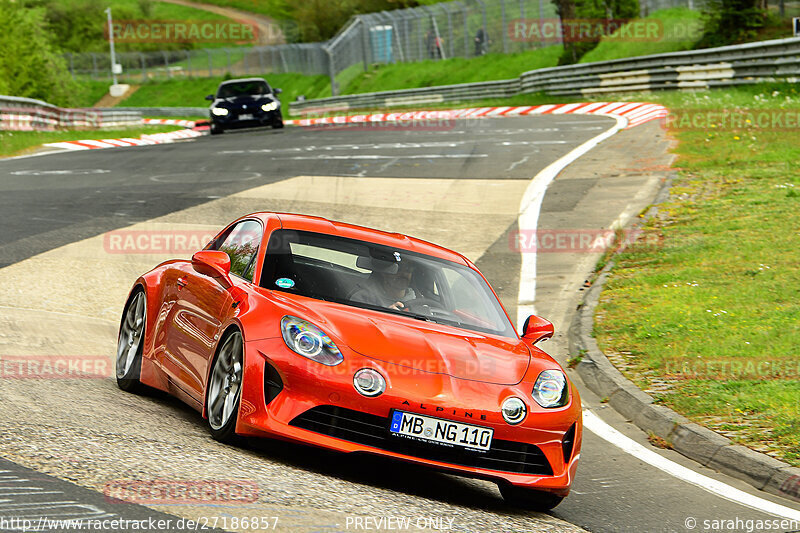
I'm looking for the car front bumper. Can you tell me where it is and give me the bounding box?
[234,337,582,496]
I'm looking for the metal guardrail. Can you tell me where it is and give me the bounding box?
[290,37,800,114]
[0,95,142,131]
[113,107,208,117]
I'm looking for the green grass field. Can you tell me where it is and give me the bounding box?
[117,72,331,111]
[110,0,230,21]
[340,46,563,95]
[0,125,183,158]
[593,82,800,466]
[580,8,704,63]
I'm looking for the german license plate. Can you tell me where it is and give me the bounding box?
[239,113,253,120]
[389,410,493,451]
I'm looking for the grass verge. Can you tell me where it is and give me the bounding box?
[340,46,563,95]
[117,73,331,112]
[0,125,183,158]
[592,82,800,466]
[579,8,703,63]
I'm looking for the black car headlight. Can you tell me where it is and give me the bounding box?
[211,107,229,116]
[531,370,569,408]
[280,316,343,366]
[261,101,279,112]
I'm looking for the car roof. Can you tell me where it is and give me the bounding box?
[218,77,269,86]
[245,212,470,266]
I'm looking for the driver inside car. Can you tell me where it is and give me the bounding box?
[350,259,417,311]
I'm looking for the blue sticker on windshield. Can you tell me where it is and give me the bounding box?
[275,278,295,289]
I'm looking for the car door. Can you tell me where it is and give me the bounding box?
[162,219,263,401]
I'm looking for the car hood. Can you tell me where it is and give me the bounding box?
[294,301,531,385]
[214,95,275,106]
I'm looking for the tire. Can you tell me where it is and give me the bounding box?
[499,484,564,511]
[116,289,146,393]
[206,329,244,443]
[210,123,224,135]
[272,111,284,129]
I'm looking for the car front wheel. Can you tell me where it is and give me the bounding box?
[116,289,146,393]
[206,330,244,443]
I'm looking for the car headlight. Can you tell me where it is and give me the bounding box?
[280,316,343,366]
[211,107,229,116]
[531,370,568,408]
[261,101,279,112]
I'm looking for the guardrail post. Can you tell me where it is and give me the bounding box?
[186,51,193,77]
[259,48,265,73]
[91,53,99,79]
[207,50,213,76]
[140,53,147,82]
[67,53,75,78]
[226,48,232,74]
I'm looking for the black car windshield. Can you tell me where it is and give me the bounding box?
[217,80,271,98]
[260,230,516,338]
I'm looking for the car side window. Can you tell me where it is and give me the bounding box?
[210,220,262,281]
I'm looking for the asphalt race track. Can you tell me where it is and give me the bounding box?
[1,116,799,532]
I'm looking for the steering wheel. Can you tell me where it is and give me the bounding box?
[405,297,455,319]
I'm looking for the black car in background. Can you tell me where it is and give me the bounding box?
[206,77,283,134]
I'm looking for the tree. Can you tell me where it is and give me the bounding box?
[698,0,766,47]
[556,0,640,65]
[0,0,79,106]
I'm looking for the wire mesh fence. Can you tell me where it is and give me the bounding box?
[66,0,701,95]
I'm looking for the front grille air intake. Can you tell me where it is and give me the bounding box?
[290,405,552,476]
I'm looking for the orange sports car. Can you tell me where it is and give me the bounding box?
[116,212,582,510]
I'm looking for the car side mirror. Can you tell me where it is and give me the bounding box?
[522,315,554,344]
[205,94,215,101]
[273,87,282,95]
[192,250,232,287]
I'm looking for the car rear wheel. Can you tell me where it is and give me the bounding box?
[116,290,146,393]
[499,484,564,511]
[206,330,244,442]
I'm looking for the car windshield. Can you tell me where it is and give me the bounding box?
[260,230,516,338]
[217,80,271,98]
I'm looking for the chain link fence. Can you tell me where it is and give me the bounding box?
[66,0,701,95]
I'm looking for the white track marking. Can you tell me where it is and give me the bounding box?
[516,114,627,328]
[584,411,800,520]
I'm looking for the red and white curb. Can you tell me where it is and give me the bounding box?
[142,118,197,128]
[287,102,668,129]
[44,126,204,151]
